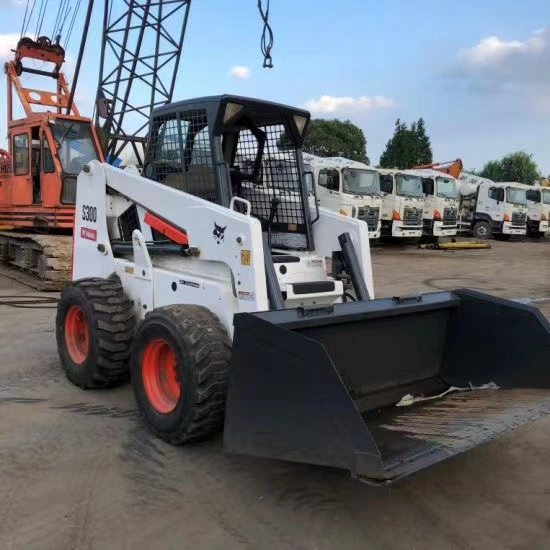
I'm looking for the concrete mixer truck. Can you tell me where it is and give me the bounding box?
[377,168,425,239]
[411,168,459,240]
[520,183,550,238]
[457,173,527,239]
[304,154,382,239]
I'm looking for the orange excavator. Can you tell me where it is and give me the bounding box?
[0,36,104,288]
[415,159,463,179]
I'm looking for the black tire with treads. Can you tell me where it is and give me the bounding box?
[56,276,136,389]
[130,304,231,445]
[473,221,491,240]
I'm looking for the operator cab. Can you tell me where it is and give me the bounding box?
[144,95,313,251]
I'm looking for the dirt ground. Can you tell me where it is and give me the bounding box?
[1,239,550,549]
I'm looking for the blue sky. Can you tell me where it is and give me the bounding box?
[1,0,549,174]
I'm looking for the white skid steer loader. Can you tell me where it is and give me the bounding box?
[56,95,550,484]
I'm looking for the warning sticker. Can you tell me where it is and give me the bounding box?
[238,290,255,301]
[240,249,251,265]
[81,227,97,241]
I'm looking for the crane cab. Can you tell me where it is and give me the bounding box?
[0,36,103,230]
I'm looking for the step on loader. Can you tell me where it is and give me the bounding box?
[56,95,550,484]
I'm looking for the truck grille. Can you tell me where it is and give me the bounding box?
[442,207,457,226]
[403,206,423,226]
[512,212,526,226]
[357,206,380,232]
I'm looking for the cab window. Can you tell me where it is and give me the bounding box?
[318,168,339,191]
[13,133,29,175]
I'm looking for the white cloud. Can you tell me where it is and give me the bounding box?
[458,30,546,66]
[450,28,550,114]
[0,33,21,61]
[229,65,251,79]
[303,94,394,114]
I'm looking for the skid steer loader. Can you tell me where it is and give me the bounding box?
[56,95,550,483]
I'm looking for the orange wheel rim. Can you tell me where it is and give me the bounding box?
[64,305,90,364]
[141,338,181,414]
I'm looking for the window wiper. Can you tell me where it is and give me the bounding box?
[55,124,75,149]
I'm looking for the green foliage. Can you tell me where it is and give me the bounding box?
[279,118,369,164]
[379,118,433,169]
[479,152,540,185]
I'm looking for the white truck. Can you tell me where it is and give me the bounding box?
[457,172,528,239]
[376,168,425,239]
[517,183,550,238]
[304,154,382,239]
[411,168,459,239]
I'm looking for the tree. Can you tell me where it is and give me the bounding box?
[378,118,433,169]
[414,118,432,165]
[279,118,369,164]
[479,152,540,185]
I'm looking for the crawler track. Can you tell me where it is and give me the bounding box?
[0,232,72,291]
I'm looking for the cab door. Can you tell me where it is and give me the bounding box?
[11,130,32,206]
[39,127,60,207]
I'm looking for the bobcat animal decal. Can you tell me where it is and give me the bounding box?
[213,222,227,244]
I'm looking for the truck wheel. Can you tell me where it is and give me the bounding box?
[130,305,231,444]
[473,221,491,240]
[56,277,136,389]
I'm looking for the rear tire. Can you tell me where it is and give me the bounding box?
[56,277,135,389]
[473,221,491,240]
[130,305,231,445]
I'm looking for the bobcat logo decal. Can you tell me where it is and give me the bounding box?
[213,222,227,244]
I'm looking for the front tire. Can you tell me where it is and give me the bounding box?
[130,305,231,445]
[56,277,136,388]
[473,221,491,240]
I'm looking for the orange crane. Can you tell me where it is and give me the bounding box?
[0,35,103,288]
[415,159,464,179]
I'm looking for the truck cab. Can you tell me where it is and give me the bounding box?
[306,154,382,239]
[458,173,527,239]
[522,184,550,238]
[377,169,424,238]
[412,169,458,238]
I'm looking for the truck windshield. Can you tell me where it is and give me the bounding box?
[52,119,99,174]
[342,168,380,196]
[543,190,550,205]
[396,174,423,198]
[436,177,458,199]
[506,187,527,205]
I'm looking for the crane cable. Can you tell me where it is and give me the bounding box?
[21,0,37,37]
[258,0,274,68]
[53,0,71,39]
[35,0,50,39]
[65,0,82,48]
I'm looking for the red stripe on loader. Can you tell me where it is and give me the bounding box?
[144,211,188,246]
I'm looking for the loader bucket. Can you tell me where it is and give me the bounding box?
[224,289,550,483]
